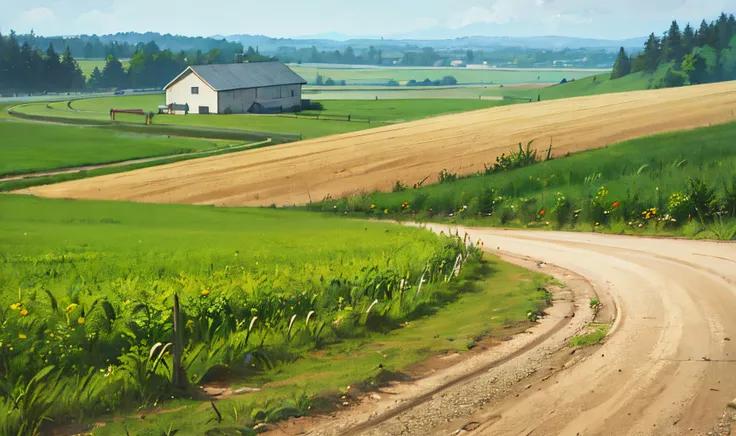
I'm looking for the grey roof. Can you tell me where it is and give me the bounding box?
[183,62,306,91]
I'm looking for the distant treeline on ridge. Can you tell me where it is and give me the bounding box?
[611,13,736,88]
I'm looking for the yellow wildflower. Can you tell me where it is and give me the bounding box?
[18,334,26,339]
[201,289,210,296]
[78,317,85,324]
[19,309,28,317]
[66,304,78,312]
[9,303,21,311]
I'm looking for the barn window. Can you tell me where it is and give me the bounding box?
[291,90,295,97]
[191,87,199,95]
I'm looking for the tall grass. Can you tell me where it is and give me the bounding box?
[0,196,480,433]
[313,122,736,239]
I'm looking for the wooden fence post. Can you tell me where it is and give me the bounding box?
[173,294,184,389]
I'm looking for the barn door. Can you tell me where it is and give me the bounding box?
[198,106,209,114]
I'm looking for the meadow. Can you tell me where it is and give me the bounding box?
[290,65,598,85]
[77,59,130,79]
[0,195,548,434]
[485,63,673,101]
[315,121,736,240]
[11,95,509,139]
[0,119,237,177]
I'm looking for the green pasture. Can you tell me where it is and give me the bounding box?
[303,86,510,100]
[78,59,130,78]
[0,119,236,177]
[290,65,598,85]
[319,121,736,240]
[0,195,547,434]
[12,95,509,139]
[486,64,673,101]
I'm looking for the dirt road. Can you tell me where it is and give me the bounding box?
[295,228,736,436]
[22,81,736,206]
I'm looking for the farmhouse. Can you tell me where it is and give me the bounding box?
[163,62,307,115]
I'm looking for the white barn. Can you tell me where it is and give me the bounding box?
[163,62,307,115]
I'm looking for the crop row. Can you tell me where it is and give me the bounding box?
[0,231,480,433]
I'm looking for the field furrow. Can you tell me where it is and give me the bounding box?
[22,81,736,206]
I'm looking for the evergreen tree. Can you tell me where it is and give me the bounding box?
[102,54,127,89]
[643,33,662,71]
[60,44,85,90]
[44,43,60,92]
[664,21,683,63]
[0,32,5,92]
[610,47,631,79]
[5,32,22,94]
[682,24,695,55]
[88,66,103,89]
[696,20,711,47]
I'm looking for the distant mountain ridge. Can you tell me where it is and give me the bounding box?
[221,33,646,53]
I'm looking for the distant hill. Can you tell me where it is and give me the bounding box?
[222,34,646,54]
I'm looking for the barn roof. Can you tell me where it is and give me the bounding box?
[164,62,306,92]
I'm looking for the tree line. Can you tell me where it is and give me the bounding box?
[0,31,273,94]
[611,13,736,88]
[14,31,244,61]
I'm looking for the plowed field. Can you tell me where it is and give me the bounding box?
[23,81,736,206]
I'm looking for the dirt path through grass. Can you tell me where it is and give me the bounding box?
[295,227,736,436]
[22,81,736,206]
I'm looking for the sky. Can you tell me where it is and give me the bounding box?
[0,0,735,40]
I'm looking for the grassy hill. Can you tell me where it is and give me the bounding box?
[316,121,736,240]
[493,64,672,101]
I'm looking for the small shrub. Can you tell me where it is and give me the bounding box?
[392,181,408,192]
[667,192,693,223]
[686,178,717,221]
[722,179,736,217]
[438,169,458,184]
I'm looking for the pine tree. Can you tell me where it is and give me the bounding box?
[664,21,683,63]
[643,33,662,72]
[696,20,711,47]
[682,24,695,55]
[60,44,85,90]
[44,43,60,92]
[102,54,127,89]
[611,47,631,79]
[88,66,103,89]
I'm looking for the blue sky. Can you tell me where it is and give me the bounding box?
[0,0,734,40]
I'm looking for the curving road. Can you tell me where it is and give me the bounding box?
[303,227,736,436]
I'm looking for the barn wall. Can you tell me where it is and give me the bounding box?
[166,72,218,114]
[254,84,302,111]
[218,88,257,114]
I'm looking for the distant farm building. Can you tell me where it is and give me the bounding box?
[450,60,464,67]
[163,62,307,115]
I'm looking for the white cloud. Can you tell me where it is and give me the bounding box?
[75,9,118,35]
[21,7,56,23]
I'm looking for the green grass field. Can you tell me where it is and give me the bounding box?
[0,119,236,177]
[317,121,736,240]
[484,64,672,101]
[12,95,508,139]
[304,86,513,100]
[290,65,599,85]
[78,59,130,78]
[0,195,547,434]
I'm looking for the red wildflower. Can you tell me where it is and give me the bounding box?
[401,201,409,209]
[539,209,546,216]
[612,201,620,209]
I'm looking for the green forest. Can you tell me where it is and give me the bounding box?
[0,33,269,95]
[611,13,736,88]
